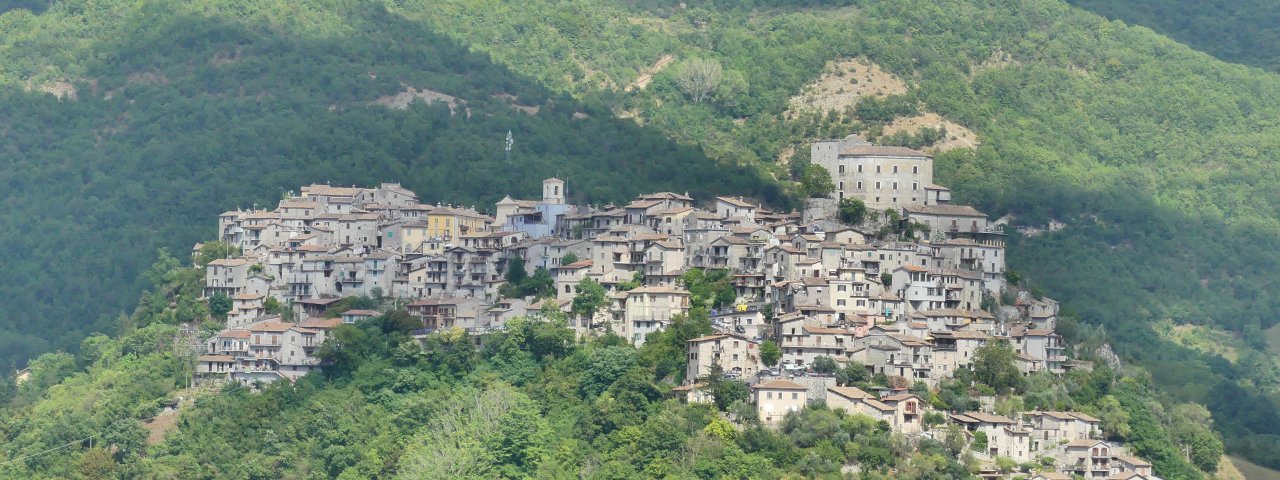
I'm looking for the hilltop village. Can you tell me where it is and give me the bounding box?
[195,136,1159,479]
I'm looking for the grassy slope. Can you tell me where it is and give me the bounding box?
[1229,455,1280,480]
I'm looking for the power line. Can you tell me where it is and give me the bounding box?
[0,414,137,468]
[0,381,253,468]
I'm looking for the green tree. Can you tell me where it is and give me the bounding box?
[194,241,239,267]
[524,267,555,299]
[581,346,638,397]
[618,271,644,291]
[837,198,867,224]
[971,431,988,452]
[78,447,117,480]
[801,164,834,198]
[711,378,747,412]
[811,355,837,374]
[674,58,723,103]
[208,293,232,319]
[571,278,607,321]
[836,361,868,385]
[760,340,782,367]
[560,252,578,266]
[972,340,1025,393]
[1094,395,1132,440]
[505,255,528,286]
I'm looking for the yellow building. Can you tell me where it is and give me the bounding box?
[400,219,442,254]
[426,207,492,240]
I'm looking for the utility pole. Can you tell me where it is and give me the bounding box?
[505,130,513,163]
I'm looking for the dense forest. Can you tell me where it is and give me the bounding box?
[4,0,1280,471]
[1068,0,1280,72]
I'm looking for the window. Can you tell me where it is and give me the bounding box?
[839,165,845,173]
[893,165,899,173]
[913,166,919,174]
[767,392,773,399]
[875,182,881,190]
[876,165,881,173]
[791,392,799,399]
[857,165,863,173]
[892,182,898,190]
[857,181,863,190]
[838,181,843,190]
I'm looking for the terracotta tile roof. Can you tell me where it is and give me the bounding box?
[1111,455,1151,467]
[248,321,294,333]
[715,196,756,208]
[1065,438,1107,448]
[802,325,851,335]
[837,145,929,157]
[671,382,708,392]
[208,257,255,267]
[298,317,343,329]
[828,386,873,400]
[952,411,1014,424]
[756,379,807,390]
[862,398,895,411]
[902,204,987,217]
[627,285,690,295]
[881,393,921,403]
[1070,412,1100,423]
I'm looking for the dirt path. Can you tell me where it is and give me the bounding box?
[625,54,674,92]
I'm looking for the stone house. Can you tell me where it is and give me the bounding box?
[1026,411,1100,451]
[685,333,762,381]
[754,379,808,426]
[622,286,690,345]
[1062,439,1115,479]
[811,135,933,210]
[949,411,1032,462]
[827,386,896,424]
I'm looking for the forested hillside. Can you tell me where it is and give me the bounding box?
[383,0,1280,466]
[1068,0,1280,72]
[0,264,1216,479]
[6,0,1280,471]
[0,2,777,368]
